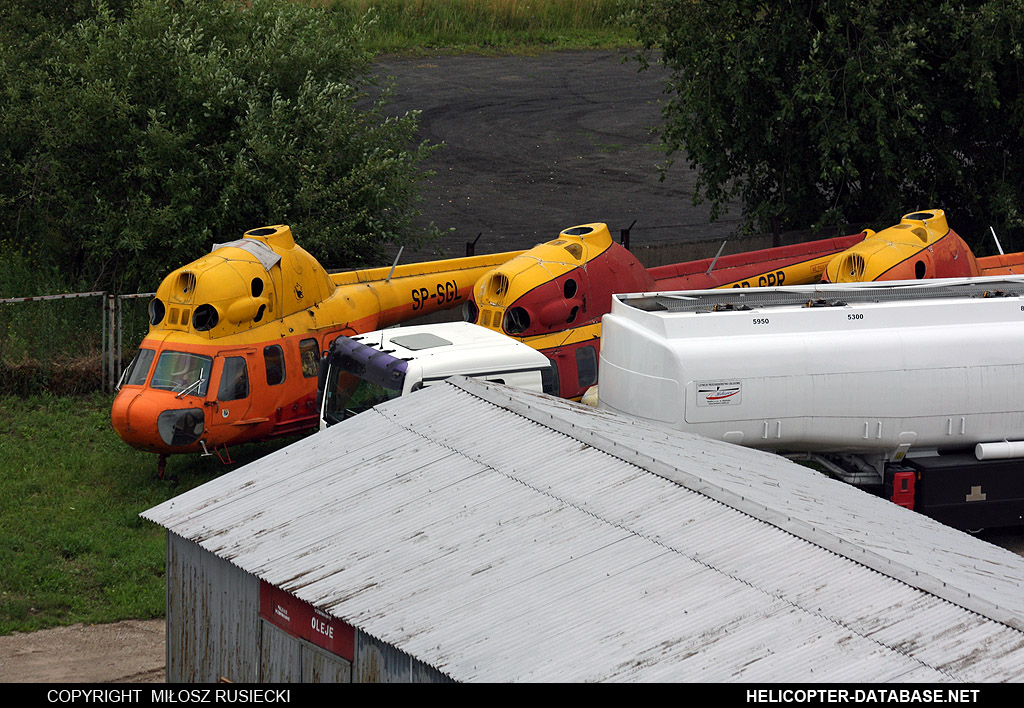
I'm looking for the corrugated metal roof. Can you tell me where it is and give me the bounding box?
[143,378,1024,682]
[493,384,1024,624]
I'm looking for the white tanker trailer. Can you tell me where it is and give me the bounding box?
[597,277,1024,530]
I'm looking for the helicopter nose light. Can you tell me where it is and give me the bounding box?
[157,408,205,447]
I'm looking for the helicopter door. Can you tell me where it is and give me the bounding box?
[205,351,257,438]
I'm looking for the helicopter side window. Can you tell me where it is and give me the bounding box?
[576,345,598,389]
[264,345,285,386]
[150,351,212,396]
[299,339,319,378]
[218,356,249,401]
[218,357,249,401]
[540,358,560,396]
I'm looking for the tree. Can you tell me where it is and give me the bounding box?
[629,0,1024,248]
[0,0,438,293]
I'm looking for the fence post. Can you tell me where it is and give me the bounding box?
[101,293,107,392]
[619,220,637,250]
[107,294,116,392]
[117,295,123,384]
[1,290,143,394]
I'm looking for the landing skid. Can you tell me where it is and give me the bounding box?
[200,440,234,465]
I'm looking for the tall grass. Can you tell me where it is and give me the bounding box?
[0,392,302,634]
[327,0,636,53]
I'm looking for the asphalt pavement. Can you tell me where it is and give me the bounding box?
[371,50,743,260]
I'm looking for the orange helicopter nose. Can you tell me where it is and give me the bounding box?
[111,389,206,454]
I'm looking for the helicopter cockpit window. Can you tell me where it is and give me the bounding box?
[218,356,249,401]
[150,351,212,396]
[122,348,156,387]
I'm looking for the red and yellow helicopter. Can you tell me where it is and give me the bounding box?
[465,223,867,400]
[110,225,521,474]
[465,209,1024,401]
[821,209,1024,281]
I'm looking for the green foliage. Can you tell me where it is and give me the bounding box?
[0,0,125,58]
[0,0,439,294]
[630,0,1024,248]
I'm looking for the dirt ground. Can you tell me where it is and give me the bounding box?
[4,50,1024,685]
[0,619,165,683]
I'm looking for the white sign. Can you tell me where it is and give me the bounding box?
[696,381,742,406]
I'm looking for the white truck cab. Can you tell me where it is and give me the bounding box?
[318,321,555,429]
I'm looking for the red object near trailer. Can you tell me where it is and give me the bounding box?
[889,471,917,510]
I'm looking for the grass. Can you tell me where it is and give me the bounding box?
[327,0,638,54]
[0,392,303,634]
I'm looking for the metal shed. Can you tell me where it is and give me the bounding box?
[142,377,1024,682]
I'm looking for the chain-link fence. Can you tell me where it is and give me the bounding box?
[0,291,154,396]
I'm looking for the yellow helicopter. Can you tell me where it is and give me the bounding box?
[111,224,520,475]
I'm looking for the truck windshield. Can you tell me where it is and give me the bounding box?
[320,335,409,427]
[322,371,403,426]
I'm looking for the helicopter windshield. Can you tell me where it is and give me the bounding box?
[150,351,212,396]
[119,348,156,388]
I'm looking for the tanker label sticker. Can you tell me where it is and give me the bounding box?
[697,381,741,406]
